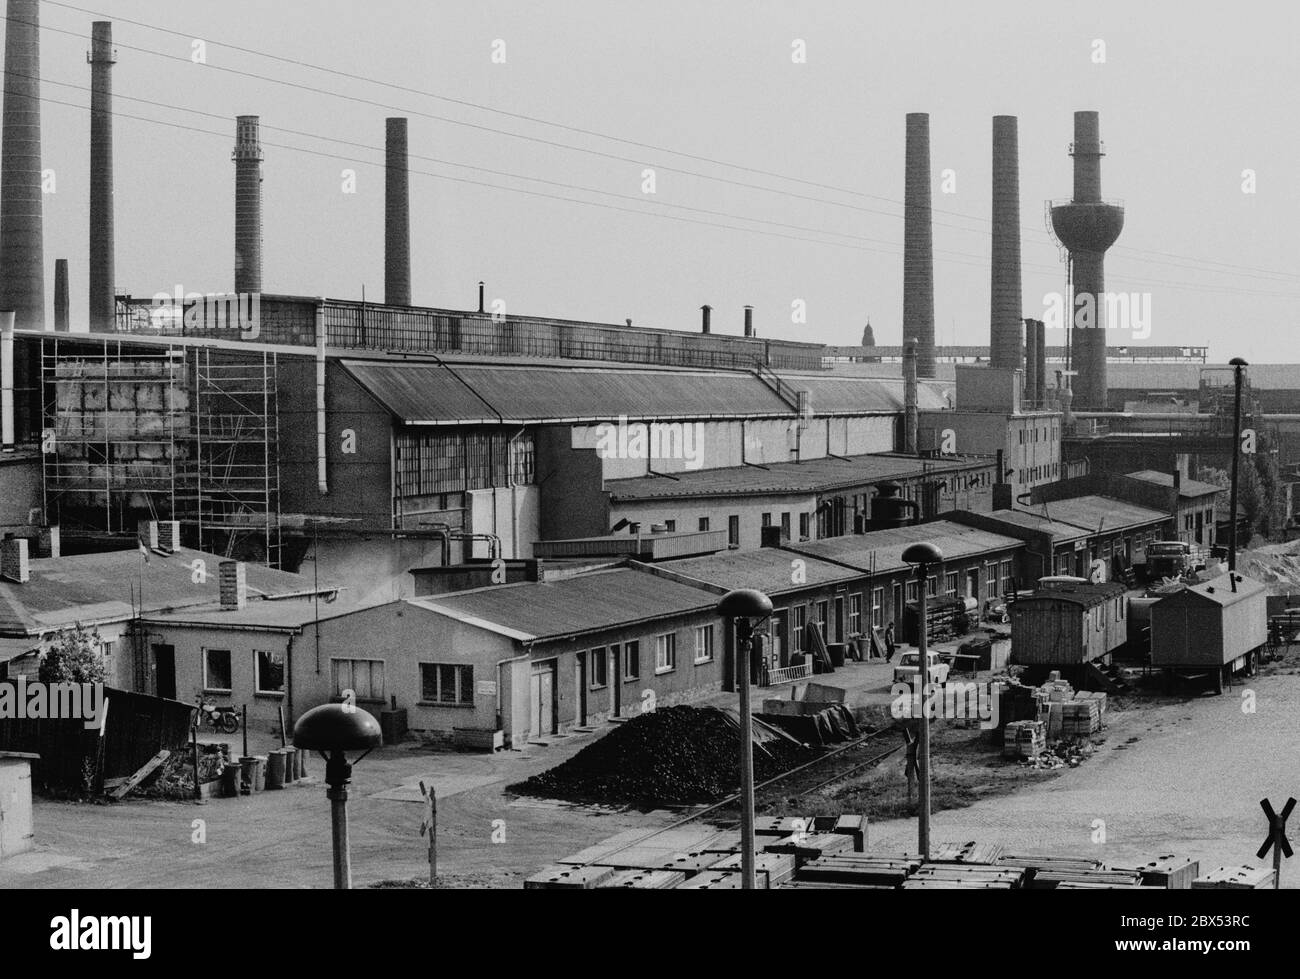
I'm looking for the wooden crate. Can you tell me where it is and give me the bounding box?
[1115,854,1200,890]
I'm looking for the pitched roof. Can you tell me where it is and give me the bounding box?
[970,508,1090,543]
[1123,470,1223,498]
[786,520,1023,575]
[658,548,860,596]
[1156,572,1265,608]
[408,568,717,642]
[140,595,380,631]
[1019,582,1126,609]
[0,548,333,638]
[1015,496,1168,534]
[607,453,990,502]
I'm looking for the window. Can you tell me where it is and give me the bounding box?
[589,647,608,688]
[419,663,474,705]
[101,640,115,670]
[872,587,885,629]
[664,519,676,532]
[799,513,811,540]
[255,649,285,695]
[792,606,808,653]
[762,513,772,528]
[780,512,792,539]
[1000,559,1014,596]
[849,594,862,636]
[203,648,232,692]
[728,515,740,546]
[906,580,918,603]
[624,641,641,680]
[655,634,676,673]
[698,516,710,532]
[333,658,385,702]
[815,600,829,636]
[944,572,959,597]
[926,575,938,597]
[694,625,714,663]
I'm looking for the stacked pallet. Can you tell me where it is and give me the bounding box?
[798,853,920,887]
[1115,854,1200,889]
[597,868,687,889]
[678,871,747,889]
[1031,867,1143,889]
[1003,720,1046,759]
[1192,866,1276,889]
[909,863,1024,888]
[710,852,798,887]
[525,865,616,889]
[930,841,1005,864]
[764,832,854,864]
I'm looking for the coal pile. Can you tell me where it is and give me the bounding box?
[511,706,818,806]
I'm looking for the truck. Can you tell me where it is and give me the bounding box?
[893,650,951,685]
[1143,541,1206,580]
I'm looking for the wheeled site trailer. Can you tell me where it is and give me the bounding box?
[1010,582,1127,667]
[1149,572,1266,694]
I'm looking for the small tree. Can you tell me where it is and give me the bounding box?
[39,624,108,685]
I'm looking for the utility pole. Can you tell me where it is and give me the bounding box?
[1228,358,1248,579]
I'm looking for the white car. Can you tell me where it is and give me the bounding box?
[893,650,950,685]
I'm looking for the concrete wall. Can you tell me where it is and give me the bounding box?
[919,410,1061,499]
[0,454,41,529]
[467,485,539,559]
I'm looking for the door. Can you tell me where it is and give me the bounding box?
[892,583,904,627]
[530,660,556,737]
[966,568,980,599]
[152,644,176,700]
[574,653,588,726]
[833,596,845,643]
[611,646,622,716]
[771,609,790,667]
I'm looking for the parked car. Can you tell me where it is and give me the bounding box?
[893,650,950,685]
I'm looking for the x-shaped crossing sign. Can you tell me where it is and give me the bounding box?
[1257,797,1294,860]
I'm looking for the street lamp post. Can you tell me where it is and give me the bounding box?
[1228,357,1248,575]
[717,588,774,890]
[293,702,383,889]
[902,542,943,862]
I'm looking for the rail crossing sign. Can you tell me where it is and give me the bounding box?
[1256,797,1294,889]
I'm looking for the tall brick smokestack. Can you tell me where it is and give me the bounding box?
[1050,111,1124,411]
[385,117,411,306]
[989,116,1022,371]
[903,337,918,454]
[54,257,68,331]
[0,0,45,330]
[232,115,263,294]
[903,113,935,378]
[88,21,115,332]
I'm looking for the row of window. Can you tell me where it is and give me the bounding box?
[583,626,714,688]
[203,647,285,696]
[1018,422,1060,444]
[395,430,535,498]
[1018,462,1059,484]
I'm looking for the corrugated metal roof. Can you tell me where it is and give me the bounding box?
[788,520,1023,575]
[409,568,717,641]
[0,549,333,637]
[140,596,382,631]
[342,360,793,424]
[608,453,991,502]
[1017,496,1168,534]
[1018,582,1126,609]
[659,548,860,596]
[1123,470,1223,498]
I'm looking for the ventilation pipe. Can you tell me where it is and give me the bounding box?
[54,258,69,332]
[384,118,410,306]
[700,304,712,334]
[232,115,263,294]
[743,305,754,338]
[0,0,45,331]
[989,116,1022,372]
[903,113,935,377]
[478,281,485,314]
[1,310,14,449]
[88,21,116,333]
[315,300,328,495]
[903,337,918,454]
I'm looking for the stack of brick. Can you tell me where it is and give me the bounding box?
[1003,720,1046,759]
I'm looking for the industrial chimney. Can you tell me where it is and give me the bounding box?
[700,304,712,334]
[1024,317,1037,408]
[743,305,754,338]
[903,337,918,454]
[1050,111,1124,411]
[1035,319,1046,406]
[989,116,1022,372]
[232,115,263,295]
[385,117,410,306]
[903,113,935,377]
[88,22,115,332]
[0,0,45,331]
[54,258,68,332]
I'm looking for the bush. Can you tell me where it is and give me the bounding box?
[39,624,109,685]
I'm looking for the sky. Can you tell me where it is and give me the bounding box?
[18,0,1300,362]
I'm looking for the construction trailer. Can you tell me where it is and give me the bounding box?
[1149,572,1266,694]
[1010,582,1127,668]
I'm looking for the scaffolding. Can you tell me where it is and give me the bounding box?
[40,337,282,566]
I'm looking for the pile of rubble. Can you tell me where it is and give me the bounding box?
[511,706,817,806]
[1020,737,1098,770]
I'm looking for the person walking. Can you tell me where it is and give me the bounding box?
[884,621,896,663]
